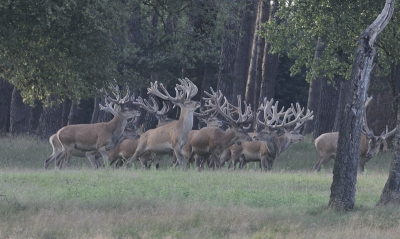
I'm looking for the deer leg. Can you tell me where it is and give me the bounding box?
[44,153,57,169]
[85,151,100,169]
[313,155,330,172]
[97,146,110,167]
[173,146,186,169]
[358,158,366,173]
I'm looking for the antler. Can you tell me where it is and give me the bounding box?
[361,96,375,138]
[203,88,253,127]
[134,96,171,120]
[362,96,397,140]
[256,98,292,129]
[147,78,198,104]
[288,102,314,130]
[99,98,116,115]
[100,81,134,105]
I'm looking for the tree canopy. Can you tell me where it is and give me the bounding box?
[262,0,399,83]
[0,0,235,105]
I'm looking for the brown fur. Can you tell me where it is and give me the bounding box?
[313,132,376,172]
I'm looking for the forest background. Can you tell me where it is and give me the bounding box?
[0,0,399,144]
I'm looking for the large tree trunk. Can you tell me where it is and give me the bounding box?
[0,78,13,133]
[313,78,340,139]
[9,86,31,135]
[303,37,325,135]
[328,0,395,211]
[377,64,400,205]
[232,0,256,100]
[217,17,240,103]
[259,0,279,104]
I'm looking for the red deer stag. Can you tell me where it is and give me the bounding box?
[108,95,174,168]
[313,97,396,172]
[182,88,253,170]
[125,78,200,168]
[53,84,141,169]
[44,99,140,169]
[249,98,314,171]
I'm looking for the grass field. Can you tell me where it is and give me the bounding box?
[0,134,399,239]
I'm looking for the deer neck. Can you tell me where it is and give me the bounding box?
[177,107,194,136]
[264,134,281,158]
[219,128,238,150]
[108,113,128,144]
[277,135,291,155]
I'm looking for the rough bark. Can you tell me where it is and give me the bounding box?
[9,86,31,135]
[378,66,400,205]
[377,103,400,205]
[303,37,325,135]
[328,0,395,211]
[0,78,13,134]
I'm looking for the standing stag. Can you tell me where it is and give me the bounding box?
[108,95,174,168]
[248,98,314,171]
[313,96,396,172]
[44,99,140,169]
[182,88,253,170]
[52,84,141,169]
[125,78,200,168]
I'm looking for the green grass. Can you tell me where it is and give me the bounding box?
[0,135,398,239]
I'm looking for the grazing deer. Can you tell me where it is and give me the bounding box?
[248,98,314,171]
[125,78,200,168]
[108,96,174,168]
[44,99,140,169]
[182,88,253,170]
[53,84,141,169]
[313,96,396,172]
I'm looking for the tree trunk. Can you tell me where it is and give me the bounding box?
[0,78,13,134]
[9,86,31,135]
[377,64,400,205]
[253,1,269,112]
[38,96,63,140]
[303,37,325,135]
[232,0,256,100]
[313,78,340,139]
[259,0,279,104]
[91,97,101,124]
[377,103,400,205]
[245,0,262,109]
[28,100,43,135]
[217,18,240,103]
[328,0,395,211]
[61,98,71,127]
[333,78,348,132]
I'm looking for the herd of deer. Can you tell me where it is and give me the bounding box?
[44,78,396,173]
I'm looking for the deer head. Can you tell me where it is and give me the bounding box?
[362,96,396,158]
[203,88,253,142]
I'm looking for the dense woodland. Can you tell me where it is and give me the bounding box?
[1,0,400,209]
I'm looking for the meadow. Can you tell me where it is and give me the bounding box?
[0,135,399,239]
